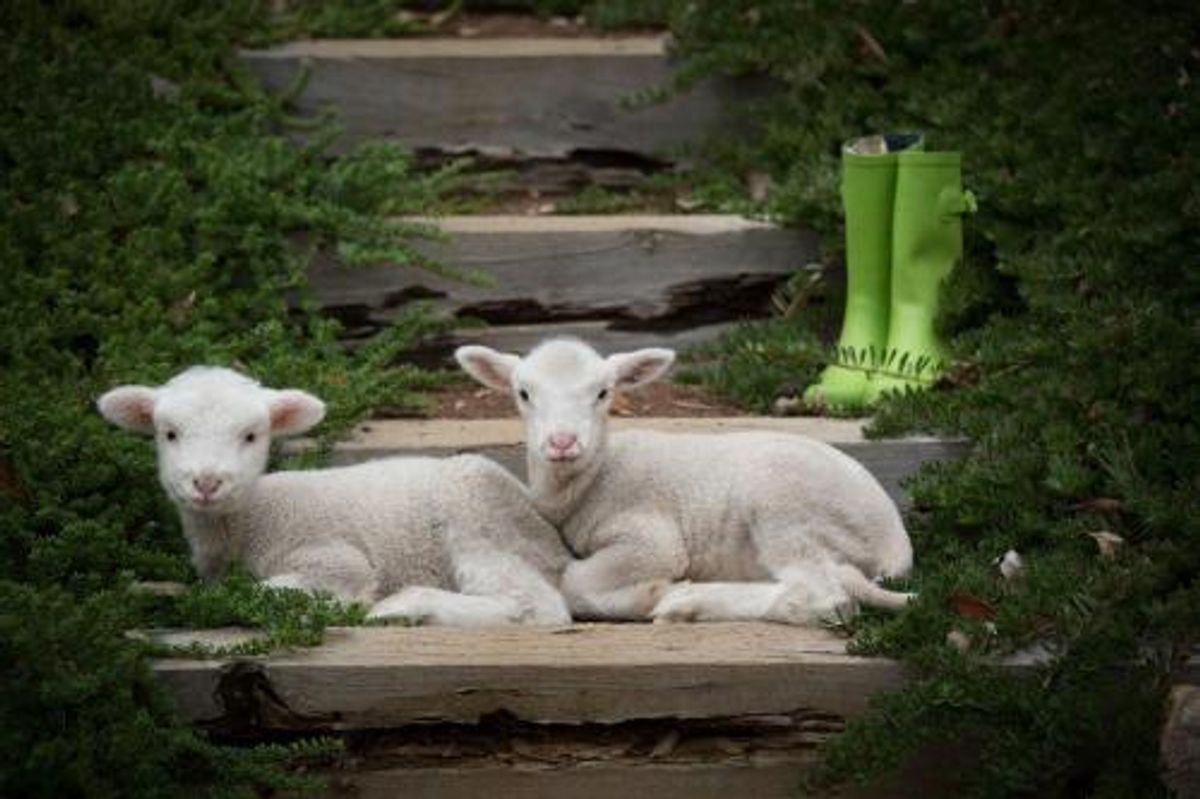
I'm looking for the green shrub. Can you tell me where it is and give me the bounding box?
[0,1,452,794]
[670,1,1200,794]
[0,581,344,798]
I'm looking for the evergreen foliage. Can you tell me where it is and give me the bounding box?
[670,1,1200,794]
[0,1,449,794]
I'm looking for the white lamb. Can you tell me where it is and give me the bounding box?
[456,338,914,625]
[98,366,571,626]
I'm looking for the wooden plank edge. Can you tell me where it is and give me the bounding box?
[400,214,778,235]
[242,37,668,60]
[151,623,907,728]
[153,627,1191,734]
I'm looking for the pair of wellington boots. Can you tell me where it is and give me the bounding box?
[804,133,972,410]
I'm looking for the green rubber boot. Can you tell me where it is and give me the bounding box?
[803,133,923,411]
[864,150,972,402]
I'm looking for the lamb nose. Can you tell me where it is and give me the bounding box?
[548,433,578,451]
[193,474,223,497]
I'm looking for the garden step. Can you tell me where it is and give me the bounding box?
[311,214,815,358]
[152,623,904,729]
[157,625,1170,798]
[152,623,917,797]
[304,416,967,510]
[241,37,767,158]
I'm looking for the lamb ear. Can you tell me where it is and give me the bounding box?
[608,348,676,389]
[455,345,520,392]
[97,385,159,434]
[266,389,326,437]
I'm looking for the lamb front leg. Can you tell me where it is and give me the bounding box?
[454,549,571,625]
[262,544,378,606]
[366,586,523,626]
[561,536,684,621]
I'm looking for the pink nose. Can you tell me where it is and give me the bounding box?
[193,474,224,498]
[548,433,578,452]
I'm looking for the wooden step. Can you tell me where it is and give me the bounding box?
[310,214,816,357]
[152,627,1196,798]
[153,623,909,797]
[241,38,768,158]
[152,623,905,729]
[303,416,968,510]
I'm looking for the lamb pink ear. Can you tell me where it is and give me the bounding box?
[97,386,158,434]
[608,348,676,389]
[455,345,520,392]
[267,390,326,437]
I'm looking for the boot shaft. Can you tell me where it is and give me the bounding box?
[864,149,969,395]
[891,150,965,309]
[837,133,924,346]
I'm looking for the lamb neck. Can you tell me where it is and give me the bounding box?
[527,449,606,528]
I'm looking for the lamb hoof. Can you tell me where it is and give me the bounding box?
[767,588,858,627]
[650,583,703,623]
[814,596,860,626]
[366,596,425,625]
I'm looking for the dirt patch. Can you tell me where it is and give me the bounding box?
[428,380,747,419]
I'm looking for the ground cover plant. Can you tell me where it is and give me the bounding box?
[5,1,1198,796]
[668,1,1200,795]
[0,1,457,795]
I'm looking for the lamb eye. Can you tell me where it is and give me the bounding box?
[165,430,177,442]
[243,432,256,444]
[597,388,609,401]
[519,388,530,402]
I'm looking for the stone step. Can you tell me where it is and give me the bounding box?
[310,214,816,358]
[241,37,768,158]
[303,415,966,510]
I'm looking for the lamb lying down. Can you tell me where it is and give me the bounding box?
[98,366,571,626]
[457,338,915,625]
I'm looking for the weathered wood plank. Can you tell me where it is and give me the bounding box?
[241,38,768,157]
[311,215,816,340]
[300,416,969,509]
[326,709,849,799]
[153,623,907,729]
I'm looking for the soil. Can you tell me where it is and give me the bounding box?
[427,380,748,419]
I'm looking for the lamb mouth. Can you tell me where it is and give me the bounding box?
[546,451,581,463]
[183,492,234,512]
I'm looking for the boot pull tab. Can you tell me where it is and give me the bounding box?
[938,187,978,217]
